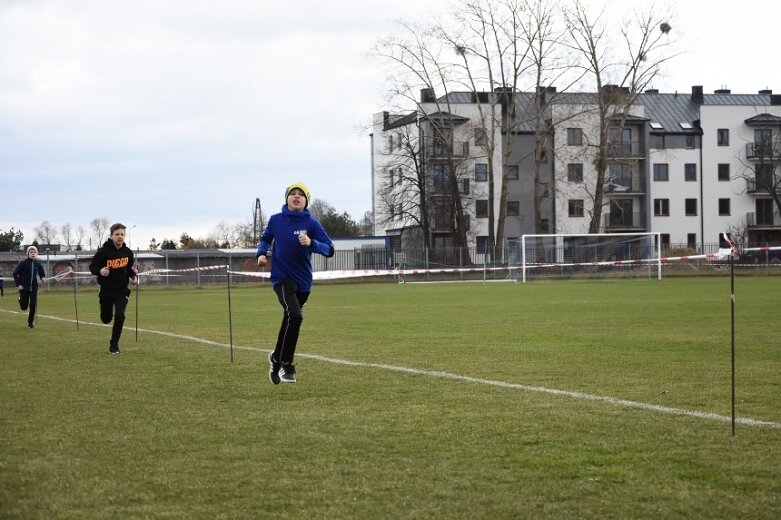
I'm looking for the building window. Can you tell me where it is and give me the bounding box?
[685,135,695,149]
[652,134,665,149]
[718,198,731,216]
[506,201,520,216]
[539,219,550,233]
[567,163,583,182]
[567,128,583,146]
[717,129,729,146]
[476,199,488,218]
[568,199,584,217]
[718,163,730,181]
[608,163,632,190]
[687,233,697,249]
[433,164,451,189]
[685,163,697,181]
[475,128,487,146]
[506,165,519,180]
[464,215,470,230]
[460,179,470,194]
[754,129,772,155]
[654,198,669,216]
[476,236,489,252]
[475,163,488,182]
[685,198,698,216]
[653,163,669,181]
[660,234,670,249]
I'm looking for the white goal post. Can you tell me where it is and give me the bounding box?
[519,232,662,283]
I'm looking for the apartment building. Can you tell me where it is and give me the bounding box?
[371,85,781,254]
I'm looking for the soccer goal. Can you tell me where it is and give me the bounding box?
[518,232,662,283]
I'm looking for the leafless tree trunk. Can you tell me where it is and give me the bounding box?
[90,217,110,247]
[564,0,677,233]
[34,220,57,245]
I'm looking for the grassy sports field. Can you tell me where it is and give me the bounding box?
[1,276,779,519]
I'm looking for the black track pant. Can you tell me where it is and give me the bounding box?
[99,287,131,346]
[272,279,310,364]
[19,290,38,325]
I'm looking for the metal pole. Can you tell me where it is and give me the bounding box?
[227,265,234,363]
[135,272,140,342]
[72,267,79,330]
[730,247,736,437]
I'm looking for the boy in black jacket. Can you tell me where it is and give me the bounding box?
[89,223,138,354]
[12,246,46,328]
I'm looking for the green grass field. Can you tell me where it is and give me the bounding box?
[1,277,779,519]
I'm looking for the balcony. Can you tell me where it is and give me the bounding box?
[745,143,781,161]
[605,174,646,194]
[603,211,647,230]
[606,140,644,158]
[746,211,781,228]
[430,139,470,159]
[746,176,780,194]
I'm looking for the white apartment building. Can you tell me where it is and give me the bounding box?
[371,86,781,255]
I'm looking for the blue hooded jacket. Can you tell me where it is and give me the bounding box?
[255,205,334,292]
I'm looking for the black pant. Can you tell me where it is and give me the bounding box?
[19,289,37,325]
[99,287,131,346]
[272,280,310,364]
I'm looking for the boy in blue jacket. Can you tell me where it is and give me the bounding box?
[13,246,46,328]
[256,182,334,384]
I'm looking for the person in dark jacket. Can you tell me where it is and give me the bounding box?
[12,246,46,328]
[256,182,334,384]
[89,223,138,354]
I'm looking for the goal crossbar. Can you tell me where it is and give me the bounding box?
[520,232,662,283]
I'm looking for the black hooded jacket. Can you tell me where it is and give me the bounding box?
[13,258,45,292]
[89,240,136,289]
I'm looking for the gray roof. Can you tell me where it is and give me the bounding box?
[426,89,775,135]
[640,93,701,134]
[702,93,771,105]
[744,113,781,126]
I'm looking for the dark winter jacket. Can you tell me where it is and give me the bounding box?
[255,205,334,292]
[12,258,46,292]
[89,240,136,290]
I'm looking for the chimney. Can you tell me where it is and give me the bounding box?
[691,85,703,102]
[714,88,731,94]
[645,88,659,94]
[536,86,557,104]
[420,88,436,103]
[759,89,773,95]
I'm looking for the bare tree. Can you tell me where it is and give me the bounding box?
[563,0,677,232]
[210,221,237,248]
[33,220,57,245]
[436,0,544,253]
[61,222,75,251]
[376,119,434,250]
[90,217,110,248]
[374,16,472,254]
[74,225,86,250]
[358,210,374,236]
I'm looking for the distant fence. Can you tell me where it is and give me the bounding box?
[3,241,779,290]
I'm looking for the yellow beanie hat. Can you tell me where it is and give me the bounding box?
[285,182,311,209]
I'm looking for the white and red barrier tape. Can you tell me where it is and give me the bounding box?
[33,245,781,283]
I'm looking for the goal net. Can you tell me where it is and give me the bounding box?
[518,233,661,283]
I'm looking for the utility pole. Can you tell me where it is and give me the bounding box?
[253,198,264,245]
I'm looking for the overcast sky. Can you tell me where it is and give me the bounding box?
[2,0,780,250]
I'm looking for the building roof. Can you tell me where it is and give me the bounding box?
[640,92,701,134]
[744,112,781,126]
